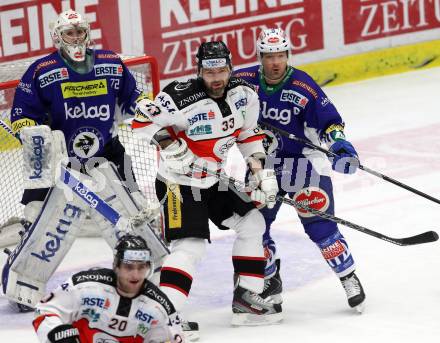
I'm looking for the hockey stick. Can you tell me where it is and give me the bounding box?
[59,164,170,258]
[191,164,439,246]
[261,121,440,206]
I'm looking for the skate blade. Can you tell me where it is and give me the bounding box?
[354,302,365,314]
[231,312,283,326]
[184,330,200,342]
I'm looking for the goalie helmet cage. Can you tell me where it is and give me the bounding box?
[0,55,160,244]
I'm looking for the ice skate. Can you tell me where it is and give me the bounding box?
[232,285,283,326]
[340,271,366,313]
[260,259,282,304]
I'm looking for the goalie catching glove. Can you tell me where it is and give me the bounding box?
[160,138,196,175]
[250,169,278,209]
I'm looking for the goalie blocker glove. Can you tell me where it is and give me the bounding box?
[47,324,80,343]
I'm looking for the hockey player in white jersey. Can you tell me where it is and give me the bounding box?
[133,41,281,326]
[1,9,161,312]
[33,234,184,343]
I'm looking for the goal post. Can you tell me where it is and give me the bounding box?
[0,55,161,243]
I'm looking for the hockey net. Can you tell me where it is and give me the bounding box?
[0,55,160,246]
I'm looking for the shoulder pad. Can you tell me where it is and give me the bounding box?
[227,76,256,92]
[142,280,176,315]
[161,79,208,110]
[72,268,116,287]
[32,52,61,78]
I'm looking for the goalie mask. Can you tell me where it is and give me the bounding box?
[50,9,90,62]
[256,28,291,61]
[196,41,232,75]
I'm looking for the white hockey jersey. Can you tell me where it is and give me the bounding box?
[33,268,182,343]
[133,77,265,188]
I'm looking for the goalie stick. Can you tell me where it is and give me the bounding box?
[59,164,170,258]
[190,165,439,247]
[261,121,440,206]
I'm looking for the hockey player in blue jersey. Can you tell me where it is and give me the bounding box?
[234,28,366,312]
[1,9,158,312]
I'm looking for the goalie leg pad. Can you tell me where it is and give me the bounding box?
[21,126,67,189]
[2,186,85,307]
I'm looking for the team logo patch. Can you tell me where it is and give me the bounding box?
[69,127,104,162]
[292,187,330,218]
[61,79,108,98]
[39,68,69,88]
[94,63,123,76]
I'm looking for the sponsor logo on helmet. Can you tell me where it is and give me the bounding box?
[61,79,108,98]
[292,187,330,218]
[39,68,69,87]
[201,58,227,68]
[268,37,280,43]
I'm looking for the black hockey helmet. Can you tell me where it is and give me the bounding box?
[196,41,232,73]
[114,234,151,267]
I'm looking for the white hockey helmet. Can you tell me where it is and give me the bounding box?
[50,9,90,62]
[256,28,291,61]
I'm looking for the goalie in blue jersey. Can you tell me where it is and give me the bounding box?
[235,28,365,313]
[1,9,161,312]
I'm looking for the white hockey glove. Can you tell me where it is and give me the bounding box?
[160,138,195,175]
[250,169,278,209]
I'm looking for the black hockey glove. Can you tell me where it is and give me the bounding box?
[48,324,81,343]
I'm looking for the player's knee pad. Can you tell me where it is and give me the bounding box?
[225,209,265,239]
[2,186,85,308]
[314,228,355,278]
[166,238,206,269]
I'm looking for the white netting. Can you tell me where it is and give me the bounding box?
[0,55,159,231]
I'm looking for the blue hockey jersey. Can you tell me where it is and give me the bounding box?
[11,49,141,163]
[234,65,343,158]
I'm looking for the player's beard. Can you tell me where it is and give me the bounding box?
[206,80,227,98]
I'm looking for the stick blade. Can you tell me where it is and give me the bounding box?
[400,231,439,246]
